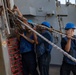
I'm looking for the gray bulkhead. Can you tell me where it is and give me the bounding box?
[14,0,76,65]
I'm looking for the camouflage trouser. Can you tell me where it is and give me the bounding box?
[60,62,76,75]
[22,51,39,75]
[38,52,51,75]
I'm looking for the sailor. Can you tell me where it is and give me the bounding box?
[13,6,39,75]
[19,20,39,75]
[36,21,53,75]
[60,23,76,75]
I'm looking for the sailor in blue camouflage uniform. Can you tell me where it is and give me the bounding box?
[60,22,76,75]
[36,21,53,75]
[19,20,39,75]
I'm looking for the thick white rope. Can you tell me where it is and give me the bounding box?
[7,8,76,40]
[17,18,76,63]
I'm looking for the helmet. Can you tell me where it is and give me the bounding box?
[28,20,33,24]
[41,21,51,28]
[27,20,34,27]
[65,23,76,30]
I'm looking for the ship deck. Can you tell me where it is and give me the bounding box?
[49,65,73,75]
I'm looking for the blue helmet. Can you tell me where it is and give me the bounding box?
[27,20,34,27]
[65,22,76,30]
[41,21,51,28]
[28,20,33,24]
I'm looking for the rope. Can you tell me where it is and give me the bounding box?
[7,8,76,40]
[7,8,76,62]
[17,18,76,63]
[2,0,10,34]
[37,25,76,40]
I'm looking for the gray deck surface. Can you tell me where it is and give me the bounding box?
[49,65,73,75]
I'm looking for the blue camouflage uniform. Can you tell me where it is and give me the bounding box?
[20,31,39,75]
[37,30,53,75]
[60,36,76,75]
